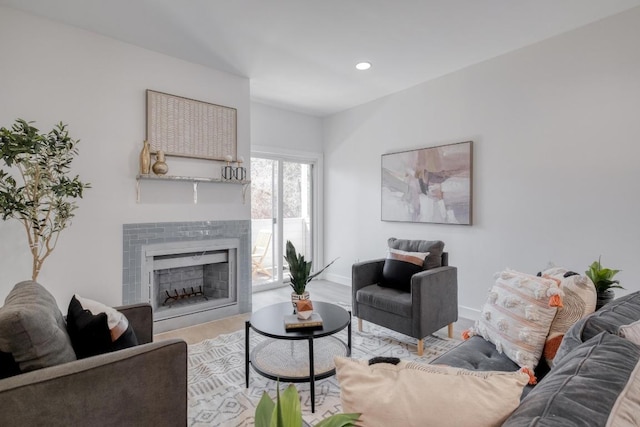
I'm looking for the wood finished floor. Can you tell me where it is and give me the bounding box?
[154,280,474,346]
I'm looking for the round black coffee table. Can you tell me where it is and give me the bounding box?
[245,301,351,413]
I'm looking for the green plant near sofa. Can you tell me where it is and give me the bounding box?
[284,240,337,295]
[586,257,623,292]
[255,383,359,427]
[0,119,90,280]
[586,257,623,309]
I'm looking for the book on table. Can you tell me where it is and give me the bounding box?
[284,313,323,329]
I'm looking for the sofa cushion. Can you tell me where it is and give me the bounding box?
[431,335,549,399]
[380,248,429,292]
[355,284,412,317]
[468,270,561,371]
[387,237,444,270]
[335,356,529,427]
[540,268,596,365]
[0,281,76,373]
[554,291,640,365]
[66,295,138,359]
[503,332,640,427]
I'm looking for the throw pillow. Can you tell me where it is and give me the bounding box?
[335,356,529,427]
[380,248,429,292]
[619,320,640,346]
[0,281,76,373]
[540,267,596,366]
[66,295,138,359]
[0,351,21,379]
[465,269,562,374]
[387,237,444,270]
[503,332,640,427]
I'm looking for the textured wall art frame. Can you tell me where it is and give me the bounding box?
[381,141,473,225]
[146,89,237,160]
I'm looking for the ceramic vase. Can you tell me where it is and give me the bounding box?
[139,140,151,174]
[152,150,169,175]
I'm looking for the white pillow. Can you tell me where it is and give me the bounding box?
[467,269,563,371]
[619,320,640,346]
[335,357,528,427]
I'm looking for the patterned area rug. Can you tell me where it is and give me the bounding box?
[187,319,461,426]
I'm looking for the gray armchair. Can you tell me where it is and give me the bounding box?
[352,239,458,355]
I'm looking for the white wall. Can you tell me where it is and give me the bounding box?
[323,8,640,318]
[0,8,251,306]
[251,102,323,152]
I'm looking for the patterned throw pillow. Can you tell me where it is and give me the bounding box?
[539,267,596,366]
[466,269,563,375]
[380,248,430,292]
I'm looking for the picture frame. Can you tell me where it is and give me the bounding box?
[146,89,237,161]
[381,141,473,225]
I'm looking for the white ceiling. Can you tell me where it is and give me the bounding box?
[2,0,640,116]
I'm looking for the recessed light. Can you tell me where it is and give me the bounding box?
[356,62,371,71]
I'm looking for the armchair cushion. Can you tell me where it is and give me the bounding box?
[388,238,444,270]
[381,248,429,292]
[0,281,76,374]
[356,285,412,317]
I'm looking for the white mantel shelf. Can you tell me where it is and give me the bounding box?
[136,174,250,204]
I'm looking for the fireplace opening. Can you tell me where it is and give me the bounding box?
[142,239,239,322]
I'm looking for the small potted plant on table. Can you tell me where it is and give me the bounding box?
[284,240,336,308]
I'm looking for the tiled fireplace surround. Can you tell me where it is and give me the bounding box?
[122,220,251,333]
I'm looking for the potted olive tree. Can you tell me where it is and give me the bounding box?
[585,257,623,310]
[284,240,336,307]
[0,119,90,280]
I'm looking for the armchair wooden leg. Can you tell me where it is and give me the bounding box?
[358,318,363,332]
[417,339,424,356]
[448,323,454,339]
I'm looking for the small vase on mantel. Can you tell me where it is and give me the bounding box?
[291,291,310,311]
[152,150,169,175]
[139,140,151,175]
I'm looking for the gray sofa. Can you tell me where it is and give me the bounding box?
[0,292,187,426]
[433,291,640,425]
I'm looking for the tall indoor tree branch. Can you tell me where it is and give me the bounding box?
[0,119,90,280]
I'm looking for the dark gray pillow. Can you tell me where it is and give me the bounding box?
[387,237,444,270]
[0,281,76,373]
[503,332,640,426]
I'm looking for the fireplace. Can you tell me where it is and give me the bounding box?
[122,221,251,333]
[143,239,238,321]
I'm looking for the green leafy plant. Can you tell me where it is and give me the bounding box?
[255,383,359,427]
[585,257,623,292]
[0,119,90,280]
[284,240,337,295]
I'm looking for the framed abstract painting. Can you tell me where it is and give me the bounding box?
[381,141,473,225]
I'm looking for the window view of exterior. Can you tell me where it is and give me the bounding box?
[251,157,312,288]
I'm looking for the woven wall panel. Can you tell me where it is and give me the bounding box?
[146,90,237,160]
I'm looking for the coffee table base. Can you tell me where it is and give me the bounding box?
[251,336,349,382]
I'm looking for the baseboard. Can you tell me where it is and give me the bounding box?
[459,305,481,322]
[325,273,351,286]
